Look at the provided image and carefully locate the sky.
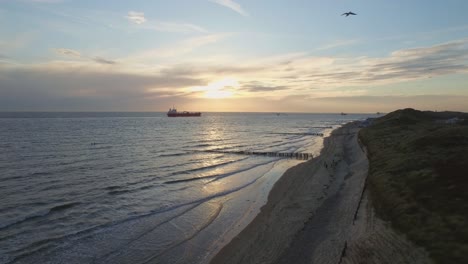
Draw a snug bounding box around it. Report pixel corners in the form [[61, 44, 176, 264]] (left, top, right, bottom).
[[1, 0, 468, 113]]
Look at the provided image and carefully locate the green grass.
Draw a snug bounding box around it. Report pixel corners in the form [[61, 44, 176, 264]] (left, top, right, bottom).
[[359, 108, 468, 264]]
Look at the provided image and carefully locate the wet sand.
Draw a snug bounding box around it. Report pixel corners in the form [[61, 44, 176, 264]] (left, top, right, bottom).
[[210, 122, 432, 264]]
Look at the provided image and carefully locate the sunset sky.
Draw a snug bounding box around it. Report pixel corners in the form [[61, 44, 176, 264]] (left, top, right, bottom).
[[1, 0, 468, 112]]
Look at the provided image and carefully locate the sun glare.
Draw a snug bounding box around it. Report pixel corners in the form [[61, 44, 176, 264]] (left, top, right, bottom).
[[205, 90, 233, 99], [195, 77, 237, 99]]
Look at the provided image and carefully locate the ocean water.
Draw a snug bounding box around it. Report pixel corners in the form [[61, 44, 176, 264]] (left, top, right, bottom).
[[0, 112, 373, 264]]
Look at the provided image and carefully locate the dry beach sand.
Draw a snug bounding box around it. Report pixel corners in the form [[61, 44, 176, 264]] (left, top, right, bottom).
[[210, 122, 432, 264]]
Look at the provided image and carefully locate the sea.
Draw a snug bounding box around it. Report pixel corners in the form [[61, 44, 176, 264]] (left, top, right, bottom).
[[0, 112, 375, 264]]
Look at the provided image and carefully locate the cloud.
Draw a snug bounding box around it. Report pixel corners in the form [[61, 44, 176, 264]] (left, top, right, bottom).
[[92, 57, 117, 65], [126, 11, 146, 24], [54, 48, 81, 57], [312, 95, 468, 113], [54, 48, 117, 65], [146, 94, 468, 113], [240, 82, 288, 92], [358, 39, 468, 82], [145, 38, 468, 87], [210, 0, 249, 17], [0, 32, 35, 52], [141, 38, 468, 102], [2, 39, 468, 112], [261, 39, 468, 88], [21, 0, 65, 3], [0, 64, 205, 111], [315, 39, 360, 51], [128, 34, 227, 60], [153, 21, 208, 33]]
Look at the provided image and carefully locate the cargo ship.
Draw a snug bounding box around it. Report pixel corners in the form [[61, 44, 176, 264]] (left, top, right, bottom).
[[167, 107, 201, 117]]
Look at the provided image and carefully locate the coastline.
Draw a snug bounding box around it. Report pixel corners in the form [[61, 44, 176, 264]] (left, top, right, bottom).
[[210, 122, 431, 264], [210, 122, 363, 263]]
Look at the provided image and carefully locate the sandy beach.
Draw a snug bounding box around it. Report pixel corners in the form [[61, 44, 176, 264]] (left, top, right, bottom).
[[210, 122, 432, 264]]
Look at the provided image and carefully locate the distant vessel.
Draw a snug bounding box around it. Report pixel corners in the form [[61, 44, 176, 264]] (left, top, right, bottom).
[[341, 112, 347, 115], [167, 107, 201, 117]]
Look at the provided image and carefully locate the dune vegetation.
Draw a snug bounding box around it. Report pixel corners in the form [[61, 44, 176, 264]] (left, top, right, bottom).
[[359, 108, 468, 264]]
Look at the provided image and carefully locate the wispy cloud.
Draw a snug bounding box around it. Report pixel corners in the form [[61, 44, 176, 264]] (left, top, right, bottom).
[[92, 57, 117, 65], [152, 21, 208, 33], [0, 54, 9, 63], [55, 48, 81, 57], [0, 32, 35, 52], [126, 11, 146, 24], [21, 0, 65, 3], [358, 39, 468, 82], [210, 0, 249, 17], [54, 48, 117, 65], [315, 39, 360, 51], [240, 82, 288, 92], [128, 34, 228, 60]]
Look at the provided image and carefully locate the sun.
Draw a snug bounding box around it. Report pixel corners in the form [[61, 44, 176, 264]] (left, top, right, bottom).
[[197, 77, 238, 99], [204, 89, 233, 99]]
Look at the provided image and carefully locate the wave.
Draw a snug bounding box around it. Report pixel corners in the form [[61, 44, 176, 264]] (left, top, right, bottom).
[[1, 174, 28, 182], [210, 159, 277, 182], [138, 203, 223, 264], [189, 153, 225, 162], [186, 138, 225, 145], [0, 211, 50, 231], [189, 143, 251, 153], [49, 202, 81, 212], [104, 185, 121, 191], [187, 143, 212, 148], [108, 189, 131, 196], [165, 159, 277, 184], [31, 172, 52, 176], [107, 183, 159, 196], [158, 154, 228, 173], [157, 152, 189, 158], [164, 175, 218, 184], [158, 154, 221, 170], [91, 145, 113, 150], [0, 202, 80, 231], [255, 138, 305, 151], [3, 164, 275, 263], [171, 157, 249, 176]]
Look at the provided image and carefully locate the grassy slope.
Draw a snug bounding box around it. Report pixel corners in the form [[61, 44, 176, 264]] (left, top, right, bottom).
[[359, 109, 468, 264]]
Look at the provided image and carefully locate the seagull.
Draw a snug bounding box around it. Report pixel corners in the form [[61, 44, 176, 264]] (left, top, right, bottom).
[[342, 11, 357, 17]]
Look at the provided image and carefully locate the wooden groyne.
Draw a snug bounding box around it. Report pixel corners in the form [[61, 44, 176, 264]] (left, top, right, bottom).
[[270, 132, 324, 136], [192, 150, 314, 160]]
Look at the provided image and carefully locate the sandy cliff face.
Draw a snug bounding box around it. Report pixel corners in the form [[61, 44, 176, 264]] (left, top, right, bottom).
[[342, 191, 433, 264]]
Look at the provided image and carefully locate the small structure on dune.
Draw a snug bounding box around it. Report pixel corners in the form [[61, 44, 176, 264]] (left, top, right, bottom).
[[435, 117, 464, 125], [445, 117, 463, 124]]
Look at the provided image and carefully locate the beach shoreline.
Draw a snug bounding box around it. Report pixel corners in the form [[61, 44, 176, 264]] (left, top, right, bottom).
[[210, 122, 364, 263], [209, 121, 431, 264]]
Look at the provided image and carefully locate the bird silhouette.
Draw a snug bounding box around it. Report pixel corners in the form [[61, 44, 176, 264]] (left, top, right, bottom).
[[342, 12, 357, 17]]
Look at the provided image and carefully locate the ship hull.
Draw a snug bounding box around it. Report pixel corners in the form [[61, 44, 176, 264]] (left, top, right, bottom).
[[167, 112, 201, 117]]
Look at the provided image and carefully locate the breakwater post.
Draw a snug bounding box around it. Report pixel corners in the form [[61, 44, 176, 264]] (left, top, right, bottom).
[[192, 150, 314, 160]]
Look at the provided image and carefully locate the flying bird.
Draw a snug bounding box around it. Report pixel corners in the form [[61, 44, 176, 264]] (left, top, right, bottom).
[[342, 12, 357, 17]]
